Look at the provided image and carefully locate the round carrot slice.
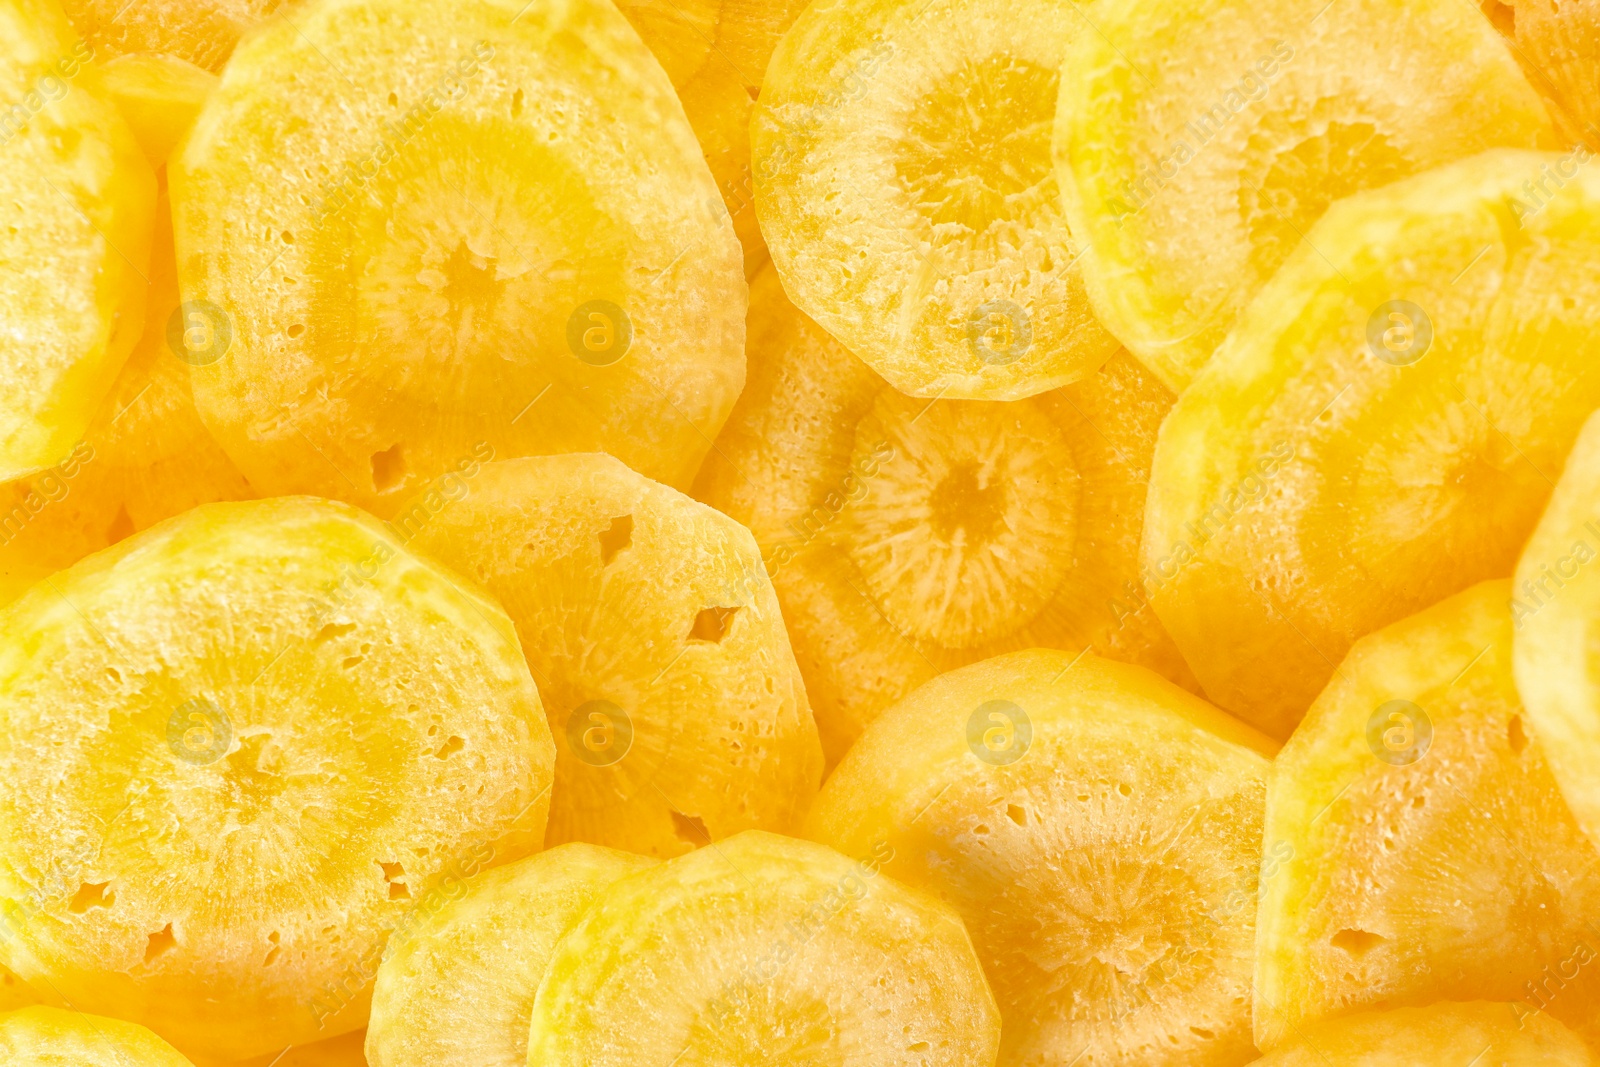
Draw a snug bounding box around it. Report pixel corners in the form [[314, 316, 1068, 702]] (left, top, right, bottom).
[[697, 262, 1194, 763], [527, 831, 1000, 1066], [0, 497, 553, 1061], [405, 453, 821, 858], [367, 844, 654, 1067], [807, 649, 1274, 1067], [1145, 150, 1600, 738], [1258, 581, 1600, 1051], [172, 0, 745, 515], [752, 0, 1118, 400], [1054, 0, 1554, 390]]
